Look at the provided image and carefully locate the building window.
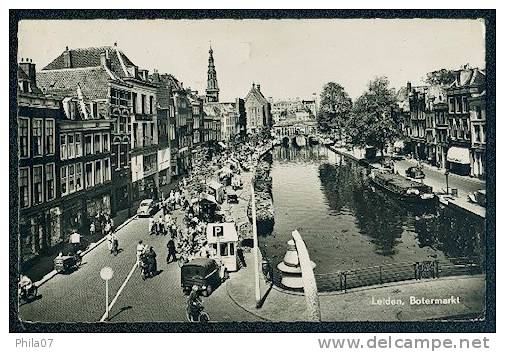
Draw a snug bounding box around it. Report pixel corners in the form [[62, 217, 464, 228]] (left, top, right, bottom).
[[132, 93, 137, 113], [149, 96, 154, 114], [46, 163, 55, 200], [103, 133, 110, 152], [92, 102, 98, 118], [32, 119, 43, 156], [85, 162, 93, 188], [462, 96, 468, 113], [103, 158, 111, 181], [68, 134, 75, 159], [95, 160, 102, 185], [141, 94, 146, 114], [75, 133, 82, 157], [19, 167, 30, 208], [448, 97, 455, 113], [61, 165, 68, 195], [45, 119, 55, 155], [68, 164, 75, 193], [85, 135, 93, 155], [33, 165, 43, 204], [94, 134, 102, 154], [19, 118, 29, 158], [76, 163, 83, 190]]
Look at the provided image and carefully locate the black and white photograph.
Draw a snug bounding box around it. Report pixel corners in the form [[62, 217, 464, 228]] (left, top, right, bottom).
[[9, 10, 495, 333]]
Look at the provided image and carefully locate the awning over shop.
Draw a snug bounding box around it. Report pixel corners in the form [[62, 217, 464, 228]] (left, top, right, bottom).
[[447, 147, 471, 164]]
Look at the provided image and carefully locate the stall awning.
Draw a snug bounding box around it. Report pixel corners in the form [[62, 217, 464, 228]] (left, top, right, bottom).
[[447, 147, 471, 164]]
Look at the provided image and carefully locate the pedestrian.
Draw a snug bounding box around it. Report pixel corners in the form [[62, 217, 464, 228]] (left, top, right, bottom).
[[106, 232, 113, 254], [136, 240, 145, 267], [148, 217, 154, 235], [104, 221, 111, 237], [89, 222, 95, 237], [69, 229, 81, 254], [167, 238, 177, 264], [109, 217, 114, 232]]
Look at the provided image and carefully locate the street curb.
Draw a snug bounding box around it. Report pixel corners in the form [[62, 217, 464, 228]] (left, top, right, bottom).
[[225, 279, 270, 322], [34, 214, 138, 288]]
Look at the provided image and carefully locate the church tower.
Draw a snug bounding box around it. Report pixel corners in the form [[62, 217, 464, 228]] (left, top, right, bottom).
[[206, 45, 219, 102]]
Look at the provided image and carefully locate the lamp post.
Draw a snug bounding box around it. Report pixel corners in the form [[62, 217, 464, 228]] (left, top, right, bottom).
[[445, 169, 450, 195]]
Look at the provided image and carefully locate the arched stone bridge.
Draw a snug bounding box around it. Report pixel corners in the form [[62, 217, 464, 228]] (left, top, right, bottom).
[[273, 120, 318, 146]]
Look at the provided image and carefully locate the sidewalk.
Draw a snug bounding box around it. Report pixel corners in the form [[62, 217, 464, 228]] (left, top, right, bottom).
[[23, 178, 186, 283], [226, 253, 486, 322]]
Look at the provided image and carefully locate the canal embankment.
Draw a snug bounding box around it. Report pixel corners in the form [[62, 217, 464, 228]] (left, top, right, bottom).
[[328, 145, 485, 219], [226, 251, 485, 322]]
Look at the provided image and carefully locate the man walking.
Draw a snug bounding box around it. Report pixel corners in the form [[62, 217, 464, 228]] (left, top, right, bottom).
[[167, 238, 177, 264], [136, 240, 145, 267]]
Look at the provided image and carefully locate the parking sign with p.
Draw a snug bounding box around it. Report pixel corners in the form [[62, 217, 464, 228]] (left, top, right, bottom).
[[213, 225, 224, 237]]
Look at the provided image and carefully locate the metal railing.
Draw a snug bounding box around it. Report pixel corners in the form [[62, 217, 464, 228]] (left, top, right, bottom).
[[269, 257, 483, 293]]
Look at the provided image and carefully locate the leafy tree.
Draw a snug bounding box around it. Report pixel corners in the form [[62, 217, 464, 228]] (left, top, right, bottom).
[[425, 68, 457, 86], [347, 77, 401, 156], [317, 82, 352, 138]]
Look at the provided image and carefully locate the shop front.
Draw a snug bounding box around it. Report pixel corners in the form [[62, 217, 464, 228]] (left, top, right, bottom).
[[471, 148, 486, 178]]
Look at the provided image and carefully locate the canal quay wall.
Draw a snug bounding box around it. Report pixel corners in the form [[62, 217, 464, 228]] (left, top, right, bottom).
[[328, 145, 485, 219], [247, 144, 275, 236]]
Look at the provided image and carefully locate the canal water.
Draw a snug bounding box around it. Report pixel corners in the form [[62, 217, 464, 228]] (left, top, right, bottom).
[[259, 145, 485, 276]]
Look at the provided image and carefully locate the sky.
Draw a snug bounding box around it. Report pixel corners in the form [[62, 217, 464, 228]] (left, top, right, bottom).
[[18, 19, 486, 101]]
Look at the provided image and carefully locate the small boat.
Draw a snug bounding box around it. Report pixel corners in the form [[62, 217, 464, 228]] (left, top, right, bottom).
[[369, 169, 435, 204]]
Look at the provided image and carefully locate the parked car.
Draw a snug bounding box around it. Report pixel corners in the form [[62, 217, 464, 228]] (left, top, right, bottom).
[[405, 166, 425, 179], [137, 199, 159, 217]]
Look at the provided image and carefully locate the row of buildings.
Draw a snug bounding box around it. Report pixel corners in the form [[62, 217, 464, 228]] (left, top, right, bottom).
[[17, 44, 272, 262], [398, 66, 486, 178]]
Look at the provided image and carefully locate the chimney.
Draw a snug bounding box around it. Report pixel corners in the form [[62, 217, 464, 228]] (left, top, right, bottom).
[[100, 49, 111, 68], [407, 81, 412, 93], [151, 68, 160, 83], [257, 84, 261, 92], [63, 46, 72, 68], [19, 58, 36, 85]]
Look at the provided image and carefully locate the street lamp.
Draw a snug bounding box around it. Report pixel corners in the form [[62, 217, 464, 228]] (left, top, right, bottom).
[[445, 169, 450, 195]]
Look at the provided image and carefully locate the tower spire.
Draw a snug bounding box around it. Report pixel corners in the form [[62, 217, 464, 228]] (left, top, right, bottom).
[[206, 44, 219, 102]]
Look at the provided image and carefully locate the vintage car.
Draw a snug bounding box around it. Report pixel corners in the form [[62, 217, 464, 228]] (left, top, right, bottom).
[[181, 258, 223, 297], [405, 166, 425, 179], [136, 199, 159, 217]]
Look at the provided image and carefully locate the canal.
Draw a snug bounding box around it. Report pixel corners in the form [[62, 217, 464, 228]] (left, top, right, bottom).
[[259, 144, 485, 277]]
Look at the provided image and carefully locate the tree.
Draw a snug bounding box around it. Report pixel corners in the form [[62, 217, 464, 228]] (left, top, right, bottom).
[[347, 77, 401, 156], [425, 68, 457, 86], [317, 82, 352, 138]]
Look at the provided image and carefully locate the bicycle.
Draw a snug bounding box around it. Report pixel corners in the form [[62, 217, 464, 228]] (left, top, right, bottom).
[[186, 304, 210, 322]]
